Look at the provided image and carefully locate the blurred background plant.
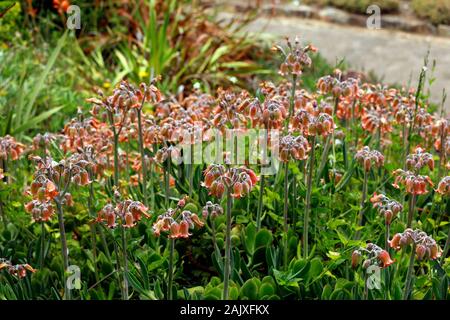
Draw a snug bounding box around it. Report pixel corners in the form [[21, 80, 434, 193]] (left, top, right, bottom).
[[0, 0, 274, 138], [302, 0, 400, 14], [0, 0, 336, 139], [412, 0, 450, 25]]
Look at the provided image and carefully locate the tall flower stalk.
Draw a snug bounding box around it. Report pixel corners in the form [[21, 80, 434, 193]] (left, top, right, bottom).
[[351, 243, 394, 300], [242, 97, 287, 231], [223, 187, 233, 299], [97, 197, 150, 299], [303, 135, 315, 259], [153, 199, 204, 300], [393, 147, 434, 228], [354, 146, 384, 238], [436, 177, 450, 263], [292, 106, 334, 258], [389, 228, 441, 300], [27, 154, 91, 299], [202, 164, 257, 299], [277, 135, 310, 265], [370, 193, 402, 250]]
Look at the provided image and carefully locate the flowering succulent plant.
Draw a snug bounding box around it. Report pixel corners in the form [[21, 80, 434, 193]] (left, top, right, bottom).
[[97, 199, 149, 229], [370, 193, 403, 225], [152, 197, 204, 300], [0, 259, 36, 279], [202, 164, 258, 199], [3, 30, 450, 303], [355, 146, 384, 172], [436, 176, 450, 196], [275, 37, 317, 78], [352, 243, 395, 270], [0, 135, 25, 161], [389, 228, 441, 299]]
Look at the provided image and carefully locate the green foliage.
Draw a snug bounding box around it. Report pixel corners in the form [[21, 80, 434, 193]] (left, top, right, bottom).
[[412, 0, 450, 25], [0, 2, 21, 43]]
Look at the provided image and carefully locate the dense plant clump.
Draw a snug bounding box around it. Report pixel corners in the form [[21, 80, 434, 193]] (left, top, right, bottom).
[[1, 34, 449, 300], [0, 4, 449, 299]]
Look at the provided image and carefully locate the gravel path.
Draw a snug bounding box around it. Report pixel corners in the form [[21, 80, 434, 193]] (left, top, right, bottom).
[[226, 13, 450, 111]]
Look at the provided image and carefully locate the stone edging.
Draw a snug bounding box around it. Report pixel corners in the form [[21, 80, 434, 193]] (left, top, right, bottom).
[[224, 1, 450, 38]]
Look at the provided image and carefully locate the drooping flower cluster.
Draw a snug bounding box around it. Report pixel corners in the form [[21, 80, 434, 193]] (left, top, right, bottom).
[[202, 164, 258, 198], [24, 200, 55, 222], [370, 193, 403, 225], [351, 243, 395, 269], [355, 146, 384, 172], [405, 146, 434, 172], [201, 201, 224, 219], [243, 97, 287, 130], [392, 169, 434, 195], [97, 199, 149, 228], [431, 117, 449, 155], [292, 103, 334, 137], [27, 154, 91, 205], [276, 134, 311, 162], [88, 80, 162, 144], [0, 135, 25, 161], [275, 37, 317, 77], [32, 132, 58, 153], [361, 107, 393, 135], [390, 229, 441, 260], [0, 259, 36, 278], [153, 201, 204, 239], [436, 176, 450, 196], [317, 73, 358, 99], [212, 89, 250, 131]]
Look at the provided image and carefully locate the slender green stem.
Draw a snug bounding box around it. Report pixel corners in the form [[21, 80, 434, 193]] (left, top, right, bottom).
[[188, 144, 194, 197], [256, 175, 265, 232], [403, 244, 416, 300], [99, 225, 111, 260], [407, 194, 417, 228], [356, 170, 368, 239], [283, 161, 289, 269], [363, 272, 369, 300], [304, 135, 316, 259], [87, 169, 99, 282], [149, 161, 155, 209], [285, 75, 297, 133], [89, 224, 99, 282], [402, 122, 408, 171], [438, 128, 447, 181], [440, 199, 450, 264], [55, 199, 71, 300], [385, 222, 390, 252], [211, 218, 218, 251], [165, 152, 171, 208], [223, 189, 233, 300], [256, 124, 269, 231], [120, 226, 129, 300], [113, 133, 120, 188], [167, 238, 175, 300], [107, 109, 120, 189], [112, 237, 123, 298], [316, 135, 331, 186], [137, 109, 148, 207], [39, 222, 45, 269]]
